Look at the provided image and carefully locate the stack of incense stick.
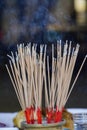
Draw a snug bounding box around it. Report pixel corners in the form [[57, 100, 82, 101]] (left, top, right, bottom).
[[6, 41, 87, 124]]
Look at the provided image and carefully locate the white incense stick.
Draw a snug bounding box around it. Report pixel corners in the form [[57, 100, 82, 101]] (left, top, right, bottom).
[[6, 42, 86, 114], [65, 55, 87, 104]]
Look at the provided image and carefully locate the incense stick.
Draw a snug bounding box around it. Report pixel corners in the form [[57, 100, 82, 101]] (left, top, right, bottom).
[[65, 55, 87, 104], [6, 41, 86, 124]]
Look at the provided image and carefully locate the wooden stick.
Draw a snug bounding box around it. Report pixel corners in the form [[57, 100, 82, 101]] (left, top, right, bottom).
[[54, 42, 62, 109], [43, 45, 49, 107], [65, 41, 72, 72], [65, 55, 87, 104], [57, 42, 68, 110], [8, 52, 25, 108], [18, 45, 28, 107], [47, 56, 51, 108], [60, 45, 80, 109], [6, 64, 24, 109], [6, 42, 86, 117]]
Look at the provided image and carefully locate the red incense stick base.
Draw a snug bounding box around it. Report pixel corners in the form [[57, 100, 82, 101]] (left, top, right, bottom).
[[54, 107, 63, 123], [25, 107, 34, 124], [46, 108, 53, 123], [37, 107, 42, 124]]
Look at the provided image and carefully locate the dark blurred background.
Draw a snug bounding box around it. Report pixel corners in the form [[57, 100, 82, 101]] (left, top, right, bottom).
[[0, 0, 87, 112]]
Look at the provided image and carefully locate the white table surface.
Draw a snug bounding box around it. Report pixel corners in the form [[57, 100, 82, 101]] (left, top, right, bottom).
[[67, 108, 87, 114], [0, 112, 18, 130], [0, 108, 87, 129]]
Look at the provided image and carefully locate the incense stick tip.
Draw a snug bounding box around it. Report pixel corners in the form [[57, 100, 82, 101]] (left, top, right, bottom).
[[85, 55, 87, 58]]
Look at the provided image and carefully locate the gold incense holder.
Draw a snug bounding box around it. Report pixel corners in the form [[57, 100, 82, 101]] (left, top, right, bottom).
[[21, 120, 65, 130]]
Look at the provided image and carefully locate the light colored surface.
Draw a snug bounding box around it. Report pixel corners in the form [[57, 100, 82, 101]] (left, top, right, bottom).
[[0, 128, 18, 130], [67, 108, 87, 114], [0, 112, 17, 127]]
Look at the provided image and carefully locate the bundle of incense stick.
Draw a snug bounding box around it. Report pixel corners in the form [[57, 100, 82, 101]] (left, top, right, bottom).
[[6, 41, 87, 124]]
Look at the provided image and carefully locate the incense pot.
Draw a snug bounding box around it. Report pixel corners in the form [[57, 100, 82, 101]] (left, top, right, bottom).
[[21, 120, 65, 130]]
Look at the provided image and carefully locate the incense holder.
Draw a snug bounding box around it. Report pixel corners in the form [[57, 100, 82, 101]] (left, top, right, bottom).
[[21, 120, 65, 130]]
